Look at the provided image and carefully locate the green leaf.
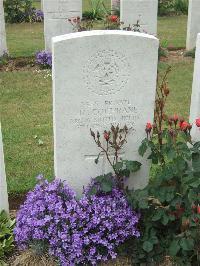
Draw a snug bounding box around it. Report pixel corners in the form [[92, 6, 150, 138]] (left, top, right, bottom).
[[161, 213, 169, 225], [124, 160, 142, 173], [192, 152, 200, 172], [114, 161, 123, 171], [169, 239, 180, 256], [101, 180, 112, 193], [139, 139, 148, 157], [152, 210, 163, 221], [143, 241, 153, 253], [180, 238, 194, 251]]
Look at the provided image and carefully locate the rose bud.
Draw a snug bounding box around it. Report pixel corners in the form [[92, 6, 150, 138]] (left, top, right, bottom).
[[162, 114, 168, 121], [187, 123, 192, 131], [104, 131, 110, 142], [145, 122, 152, 134], [90, 129, 95, 138], [168, 117, 173, 126], [173, 114, 179, 124], [196, 118, 200, 127], [197, 205, 200, 214], [192, 204, 197, 211], [169, 128, 176, 138], [164, 87, 169, 96]]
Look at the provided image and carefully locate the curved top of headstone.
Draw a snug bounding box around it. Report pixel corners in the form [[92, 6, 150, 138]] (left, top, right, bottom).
[[52, 30, 158, 44]]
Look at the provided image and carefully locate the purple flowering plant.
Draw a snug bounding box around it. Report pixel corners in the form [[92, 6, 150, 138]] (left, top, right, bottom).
[[35, 50, 52, 69], [30, 9, 44, 22], [14, 175, 140, 265]]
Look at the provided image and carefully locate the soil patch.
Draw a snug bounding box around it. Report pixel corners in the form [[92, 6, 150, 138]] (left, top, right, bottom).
[[0, 57, 38, 72], [9, 193, 26, 211]]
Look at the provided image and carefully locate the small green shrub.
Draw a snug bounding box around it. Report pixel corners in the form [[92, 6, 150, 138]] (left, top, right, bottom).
[[0, 211, 15, 264], [82, 0, 108, 20], [174, 0, 188, 14], [3, 0, 34, 23], [184, 48, 196, 58], [158, 0, 188, 16], [158, 0, 174, 16], [0, 52, 9, 67]]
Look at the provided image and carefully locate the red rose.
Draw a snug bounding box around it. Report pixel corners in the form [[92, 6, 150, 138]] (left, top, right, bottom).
[[196, 118, 200, 127], [110, 15, 118, 23], [145, 122, 152, 134], [180, 121, 189, 131]]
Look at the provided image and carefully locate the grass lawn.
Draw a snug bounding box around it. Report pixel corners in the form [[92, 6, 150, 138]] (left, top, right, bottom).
[[159, 59, 194, 118], [0, 70, 53, 194], [158, 15, 187, 49], [0, 58, 194, 194]]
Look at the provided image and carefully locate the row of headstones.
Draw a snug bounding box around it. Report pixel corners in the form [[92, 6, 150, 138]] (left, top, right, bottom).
[[112, 0, 200, 51], [39, 0, 200, 51], [43, 0, 158, 51], [1, 0, 200, 55]]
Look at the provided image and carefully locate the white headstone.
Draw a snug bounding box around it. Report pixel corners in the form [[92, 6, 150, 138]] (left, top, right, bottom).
[[189, 33, 200, 141], [0, 123, 9, 212], [0, 0, 7, 56], [111, 0, 120, 13], [53, 30, 158, 194], [43, 0, 82, 51], [186, 0, 200, 50], [120, 0, 158, 35]]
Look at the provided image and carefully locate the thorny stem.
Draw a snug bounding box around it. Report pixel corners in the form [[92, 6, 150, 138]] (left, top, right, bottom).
[[90, 125, 129, 182]]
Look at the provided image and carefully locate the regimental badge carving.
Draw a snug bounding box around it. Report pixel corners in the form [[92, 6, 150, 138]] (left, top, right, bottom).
[[83, 50, 130, 96]]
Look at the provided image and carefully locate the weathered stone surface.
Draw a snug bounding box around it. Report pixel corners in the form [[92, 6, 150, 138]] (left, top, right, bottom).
[[0, 0, 7, 56], [190, 33, 200, 141], [186, 0, 200, 50], [53, 30, 158, 194], [111, 0, 120, 13], [120, 0, 158, 35], [43, 0, 82, 51], [0, 123, 9, 212]]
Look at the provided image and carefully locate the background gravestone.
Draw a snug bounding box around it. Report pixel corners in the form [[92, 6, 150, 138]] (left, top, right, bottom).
[[190, 33, 200, 141], [186, 0, 200, 50], [120, 0, 158, 35], [111, 0, 120, 14], [53, 30, 159, 194], [0, 0, 7, 56], [43, 0, 82, 51], [0, 123, 9, 212]]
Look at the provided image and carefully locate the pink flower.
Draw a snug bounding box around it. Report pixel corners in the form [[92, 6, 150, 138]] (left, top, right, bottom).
[[196, 118, 200, 127]]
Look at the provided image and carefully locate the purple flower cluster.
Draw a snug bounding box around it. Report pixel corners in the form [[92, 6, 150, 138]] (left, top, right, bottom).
[[14, 178, 140, 265], [33, 9, 44, 22], [35, 50, 52, 68]]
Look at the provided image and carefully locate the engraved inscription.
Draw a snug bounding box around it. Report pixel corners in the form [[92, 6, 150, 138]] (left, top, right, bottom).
[[70, 99, 140, 130], [83, 50, 130, 96]]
